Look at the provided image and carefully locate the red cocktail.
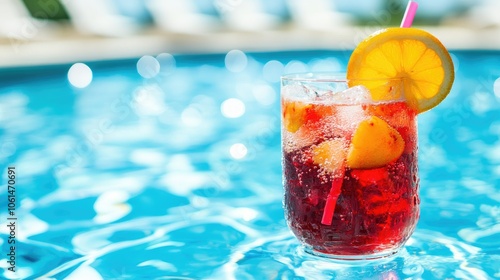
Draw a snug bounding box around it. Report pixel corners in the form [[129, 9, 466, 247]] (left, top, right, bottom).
[[281, 26, 454, 259], [281, 75, 420, 259]]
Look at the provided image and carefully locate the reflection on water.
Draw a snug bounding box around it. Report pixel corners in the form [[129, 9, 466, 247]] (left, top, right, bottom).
[[0, 50, 499, 279]]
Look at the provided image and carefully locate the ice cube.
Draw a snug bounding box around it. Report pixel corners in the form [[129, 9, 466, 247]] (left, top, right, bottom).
[[307, 85, 371, 135], [335, 104, 367, 134], [338, 85, 374, 104], [282, 85, 320, 101], [316, 85, 374, 105], [313, 89, 336, 101]]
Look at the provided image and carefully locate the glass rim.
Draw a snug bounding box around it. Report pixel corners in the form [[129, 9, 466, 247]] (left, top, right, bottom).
[[281, 72, 401, 83]]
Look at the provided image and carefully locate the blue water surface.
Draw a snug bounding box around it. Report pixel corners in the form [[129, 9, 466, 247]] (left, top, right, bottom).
[[0, 50, 499, 279]]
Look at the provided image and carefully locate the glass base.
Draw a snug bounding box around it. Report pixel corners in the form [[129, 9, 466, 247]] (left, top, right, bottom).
[[302, 245, 400, 262]]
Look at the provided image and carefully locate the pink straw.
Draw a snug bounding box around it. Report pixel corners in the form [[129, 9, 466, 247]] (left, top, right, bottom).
[[321, 175, 343, 225], [400, 0, 418, 28]]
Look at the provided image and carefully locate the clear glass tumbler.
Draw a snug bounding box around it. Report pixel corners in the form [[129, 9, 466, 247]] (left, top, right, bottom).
[[281, 73, 420, 260]]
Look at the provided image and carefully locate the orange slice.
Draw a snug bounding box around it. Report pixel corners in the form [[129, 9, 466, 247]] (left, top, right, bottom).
[[312, 138, 347, 175], [346, 116, 405, 169], [282, 100, 311, 133], [282, 99, 336, 133], [347, 27, 454, 113]]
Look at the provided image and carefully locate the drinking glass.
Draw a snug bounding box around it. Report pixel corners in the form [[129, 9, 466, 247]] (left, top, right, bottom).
[[281, 73, 420, 260]]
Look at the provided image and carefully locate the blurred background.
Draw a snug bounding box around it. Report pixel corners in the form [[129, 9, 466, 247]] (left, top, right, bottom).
[[0, 0, 499, 67]]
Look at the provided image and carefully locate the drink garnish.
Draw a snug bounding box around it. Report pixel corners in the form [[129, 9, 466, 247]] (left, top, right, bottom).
[[346, 27, 454, 113]]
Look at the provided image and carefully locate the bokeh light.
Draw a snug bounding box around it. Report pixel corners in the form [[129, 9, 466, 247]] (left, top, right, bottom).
[[225, 50, 248, 73], [221, 98, 245, 118], [229, 143, 248, 160], [263, 60, 284, 82], [68, 63, 93, 88], [137, 55, 160, 79], [157, 53, 176, 74]]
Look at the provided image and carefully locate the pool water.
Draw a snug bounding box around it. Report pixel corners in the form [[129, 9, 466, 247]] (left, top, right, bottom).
[[0, 50, 499, 279]]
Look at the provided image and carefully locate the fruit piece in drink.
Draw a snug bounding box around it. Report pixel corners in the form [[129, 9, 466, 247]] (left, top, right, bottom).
[[312, 139, 347, 175], [347, 116, 405, 169], [282, 100, 311, 133]]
